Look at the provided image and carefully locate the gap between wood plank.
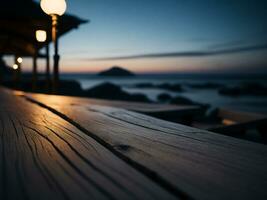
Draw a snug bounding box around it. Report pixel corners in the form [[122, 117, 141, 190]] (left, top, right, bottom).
[[22, 95, 192, 200]]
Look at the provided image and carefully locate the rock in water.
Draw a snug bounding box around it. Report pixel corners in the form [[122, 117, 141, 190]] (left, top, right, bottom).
[[98, 66, 135, 77], [157, 93, 172, 102], [85, 82, 151, 102]]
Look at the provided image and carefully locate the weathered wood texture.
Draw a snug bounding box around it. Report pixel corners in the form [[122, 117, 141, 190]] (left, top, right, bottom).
[[25, 93, 202, 120], [0, 89, 176, 200], [24, 92, 267, 200], [218, 108, 267, 123], [209, 108, 267, 134]]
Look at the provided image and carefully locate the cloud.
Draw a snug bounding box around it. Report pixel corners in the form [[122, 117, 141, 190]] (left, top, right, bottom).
[[88, 44, 267, 61], [208, 40, 245, 50]]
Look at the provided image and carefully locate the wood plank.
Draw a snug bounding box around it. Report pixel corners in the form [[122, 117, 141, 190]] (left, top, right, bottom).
[[0, 88, 176, 200], [24, 92, 202, 118], [208, 108, 267, 135], [24, 92, 267, 200], [217, 108, 267, 123]]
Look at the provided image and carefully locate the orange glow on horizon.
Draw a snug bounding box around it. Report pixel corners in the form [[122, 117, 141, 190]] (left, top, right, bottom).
[[5, 51, 266, 74], [59, 57, 205, 73]]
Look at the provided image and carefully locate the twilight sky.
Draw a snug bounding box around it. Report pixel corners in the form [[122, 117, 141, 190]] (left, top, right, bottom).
[[7, 0, 267, 74]]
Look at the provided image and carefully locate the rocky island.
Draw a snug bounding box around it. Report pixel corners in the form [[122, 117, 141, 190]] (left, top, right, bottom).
[[98, 66, 135, 77]]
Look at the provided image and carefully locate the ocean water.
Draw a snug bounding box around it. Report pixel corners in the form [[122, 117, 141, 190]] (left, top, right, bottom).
[[61, 74, 267, 115]]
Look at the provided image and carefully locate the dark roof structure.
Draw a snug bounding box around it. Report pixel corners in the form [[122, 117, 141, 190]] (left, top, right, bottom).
[[0, 0, 88, 57]]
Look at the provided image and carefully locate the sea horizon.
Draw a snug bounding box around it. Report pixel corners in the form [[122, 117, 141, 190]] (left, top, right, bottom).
[[56, 72, 267, 115]]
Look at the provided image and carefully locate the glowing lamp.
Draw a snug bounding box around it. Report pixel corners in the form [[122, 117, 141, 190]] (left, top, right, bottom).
[[40, 0, 67, 16], [36, 30, 47, 42], [40, 0, 67, 93], [13, 64, 18, 70], [17, 57, 23, 64]]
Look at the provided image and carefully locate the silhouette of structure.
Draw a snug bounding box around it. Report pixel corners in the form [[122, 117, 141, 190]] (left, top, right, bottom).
[[0, 0, 87, 90]]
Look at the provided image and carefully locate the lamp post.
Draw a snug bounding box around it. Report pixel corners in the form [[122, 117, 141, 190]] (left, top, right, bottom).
[[36, 30, 50, 91], [40, 0, 67, 93], [16, 57, 22, 82], [13, 62, 19, 88], [13, 56, 22, 87]]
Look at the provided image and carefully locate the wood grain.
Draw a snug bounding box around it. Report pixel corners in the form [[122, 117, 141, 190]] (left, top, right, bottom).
[[209, 108, 267, 134], [24, 92, 267, 200], [24, 93, 202, 119], [0, 89, 176, 200]]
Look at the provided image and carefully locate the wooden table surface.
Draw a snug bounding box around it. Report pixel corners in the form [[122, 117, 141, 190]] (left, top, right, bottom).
[[25, 93, 203, 119], [0, 88, 267, 200]]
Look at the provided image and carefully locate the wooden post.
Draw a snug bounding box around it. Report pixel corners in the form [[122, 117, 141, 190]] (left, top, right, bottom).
[[0, 55, 3, 83], [32, 54, 37, 91], [52, 15, 60, 94], [17, 57, 21, 83], [46, 44, 50, 92], [13, 56, 21, 88]]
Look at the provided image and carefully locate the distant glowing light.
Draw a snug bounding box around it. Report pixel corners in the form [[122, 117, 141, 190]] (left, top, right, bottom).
[[13, 64, 18, 70], [36, 30, 47, 42], [17, 57, 23, 64], [40, 0, 67, 16]]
